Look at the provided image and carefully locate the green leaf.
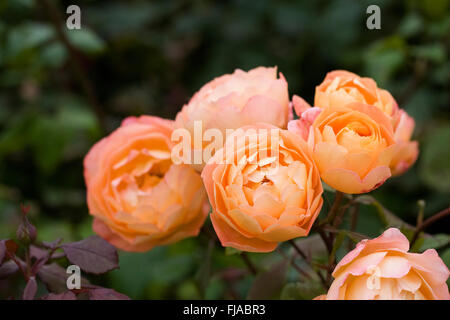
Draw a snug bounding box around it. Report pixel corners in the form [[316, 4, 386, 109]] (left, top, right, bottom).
[[65, 28, 106, 55], [411, 44, 446, 64], [5, 22, 55, 60], [420, 234, 450, 251], [247, 259, 289, 300], [398, 13, 424, 38]]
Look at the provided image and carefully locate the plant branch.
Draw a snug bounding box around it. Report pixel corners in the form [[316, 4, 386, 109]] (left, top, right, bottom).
[[410, 206, 450, 248], [277, 248, 311, 280], [319, 191, 344, 226], [288, 240, 308, 261], [347, 203, 360, 251], [239, 252, 257, 275]]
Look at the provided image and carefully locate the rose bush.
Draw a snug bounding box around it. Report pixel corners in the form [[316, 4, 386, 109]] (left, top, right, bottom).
[[84, 116, 209, 252]]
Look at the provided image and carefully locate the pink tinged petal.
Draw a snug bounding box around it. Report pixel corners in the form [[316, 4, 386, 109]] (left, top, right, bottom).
[[326, 274, 348, 300], [301, 107, 322, 125], [341, 251, 387, 277], [292, 94, 312, 116], [241, 95, 287, 129], [377, 255, 411, 278], [333, 240, 368, 276], [364, 228, 410, 253], [288, 119, 308, 140], [334, 228, 411, 278], [321, 165, 391, 194], [210, 211, 277, 253], [93, 218, 152, 252], [394, 110, 415, 142], [260, 224, 307, 242], [406, 249, 450, 288]]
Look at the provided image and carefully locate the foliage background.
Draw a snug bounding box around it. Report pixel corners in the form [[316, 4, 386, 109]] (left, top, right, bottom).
[[0, 0, 449, 299]]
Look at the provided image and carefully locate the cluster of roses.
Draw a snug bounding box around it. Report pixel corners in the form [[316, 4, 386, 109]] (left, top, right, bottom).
[[84, 67, 449, 300]]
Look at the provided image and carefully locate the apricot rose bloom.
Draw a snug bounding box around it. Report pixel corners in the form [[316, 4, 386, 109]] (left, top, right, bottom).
[[175, 66, 290, 170], [315, 70, 399, 119], [289, 101, 396, 194], [314, 70, 418, 176], [320, 228, 450, 300], [201, 124, 323, 252], [84, 116, 209, 252]]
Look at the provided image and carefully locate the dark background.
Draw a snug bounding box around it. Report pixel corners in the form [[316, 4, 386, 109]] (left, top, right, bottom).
[[0, 0, 449, 299]]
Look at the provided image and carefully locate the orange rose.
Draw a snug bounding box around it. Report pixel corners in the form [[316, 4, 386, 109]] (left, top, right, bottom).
[[289, 102, 396, 194], [321, 228, 450, 300], [313, 70, 418, 175], [175, 66, 290, 170], [201, 124, 323, 252], [84, 116, 209, 252], [315, 70, 398, 119]]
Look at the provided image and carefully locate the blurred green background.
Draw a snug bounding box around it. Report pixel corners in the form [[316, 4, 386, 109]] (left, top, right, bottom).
[[0, 0, 449, 299]]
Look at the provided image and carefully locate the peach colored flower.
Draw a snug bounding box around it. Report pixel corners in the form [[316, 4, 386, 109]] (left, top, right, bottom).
[[289, 102, 396, 194], [315, 70, 398, 119], [84, 116, 209, 252], [313, 70, 418, 175], [391, 110, 419, 176], [322, 228, 450, 300], [175, 66, 290, 170], [201, 124, 323, 252]]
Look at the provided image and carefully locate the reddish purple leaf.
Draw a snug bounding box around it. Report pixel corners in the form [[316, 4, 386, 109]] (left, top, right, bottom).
[[0, 260, 19, 279], [38, 263, 91, 293], [61, 236, 118, 274], [0, 239, 18, 264], [88, 288, 130, 300], [30, 245, 48, 261], [42, 238, 62, 250], [42, 291, 77, 300], [23, 277, 38, 300]]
